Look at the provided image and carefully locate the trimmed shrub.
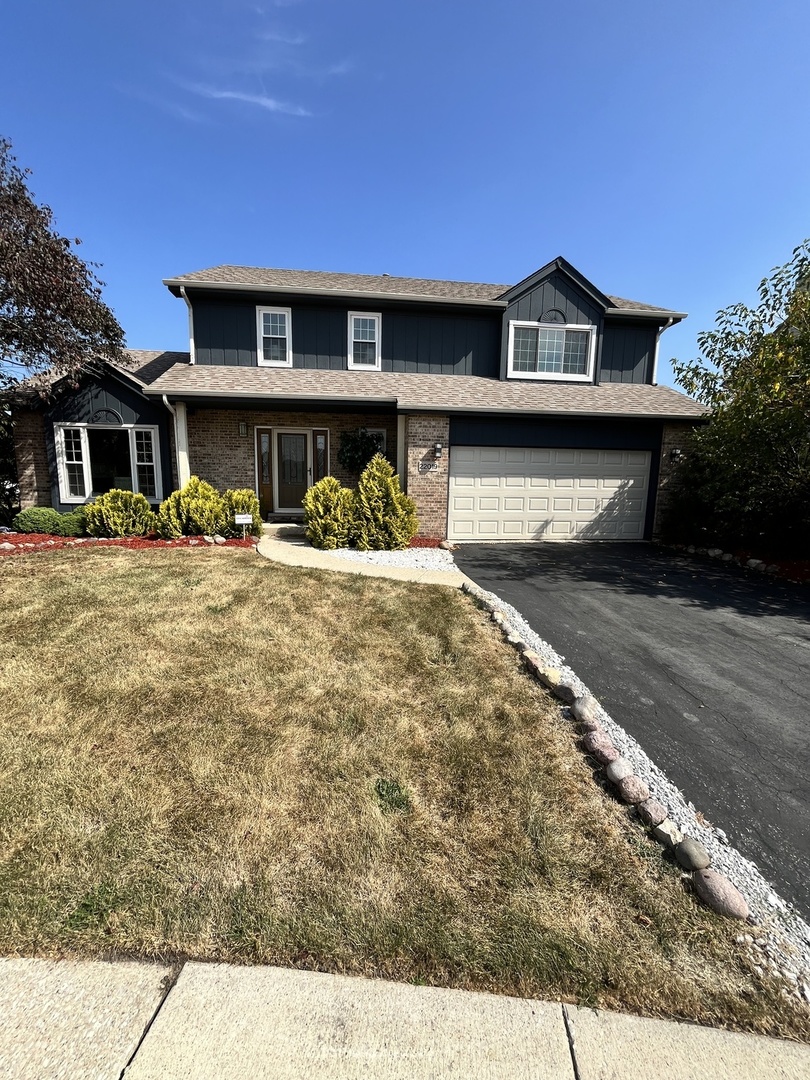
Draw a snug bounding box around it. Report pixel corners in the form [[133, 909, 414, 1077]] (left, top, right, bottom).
[[157, 476, 226, 538], [11, 506, 64, 535], [302, 476, 354, 550], [352, 454, 418, 551], [84, 490, 157, 537], [58, 507, 87, 537], [222, 488, 263, 537]]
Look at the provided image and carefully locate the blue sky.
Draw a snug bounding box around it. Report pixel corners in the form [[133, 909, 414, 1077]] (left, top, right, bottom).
[[2, 0, 808, 388]]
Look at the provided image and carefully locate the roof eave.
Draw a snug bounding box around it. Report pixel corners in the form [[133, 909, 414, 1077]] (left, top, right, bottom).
[[163, 278, 507, 307], [604, 308, 688, 322]]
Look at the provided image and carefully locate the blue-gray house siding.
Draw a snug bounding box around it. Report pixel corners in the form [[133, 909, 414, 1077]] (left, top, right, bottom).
[[44, 375, 173, 513]]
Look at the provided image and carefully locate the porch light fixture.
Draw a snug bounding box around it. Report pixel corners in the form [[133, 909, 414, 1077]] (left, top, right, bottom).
[[669, 448, 683, 464], [434, 442, 443, 459], [238, 422, 248, 438]]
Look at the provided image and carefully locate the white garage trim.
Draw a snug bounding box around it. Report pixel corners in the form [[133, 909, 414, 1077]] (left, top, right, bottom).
[[448, 447, 651, 541]]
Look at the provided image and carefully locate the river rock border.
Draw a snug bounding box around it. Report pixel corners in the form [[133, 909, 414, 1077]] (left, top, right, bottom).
[[462, 579, 810, 1005]]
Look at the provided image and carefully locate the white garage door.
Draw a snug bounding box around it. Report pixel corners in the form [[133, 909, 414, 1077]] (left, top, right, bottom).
[[448, 447, 651, 541]]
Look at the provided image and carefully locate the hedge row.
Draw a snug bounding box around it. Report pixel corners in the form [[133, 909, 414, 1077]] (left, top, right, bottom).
[[12, 478, 263, 540]]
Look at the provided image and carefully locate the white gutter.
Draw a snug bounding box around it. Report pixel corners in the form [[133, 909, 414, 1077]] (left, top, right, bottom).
[[651, 316, 676, 386], [162, 394, 191, 487], [179, 286, 196, 365]]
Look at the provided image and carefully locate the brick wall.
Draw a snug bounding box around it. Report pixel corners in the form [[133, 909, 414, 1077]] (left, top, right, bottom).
[[13, 409, 51, 509], [185, 409, 398, 493], [652, 420, 697, 538], [405, 413, 450, 539]]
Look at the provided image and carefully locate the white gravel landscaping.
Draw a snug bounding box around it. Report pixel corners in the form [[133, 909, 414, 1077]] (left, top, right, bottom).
[[468, 581, 810, 1004], [326, 547, 460, 571]]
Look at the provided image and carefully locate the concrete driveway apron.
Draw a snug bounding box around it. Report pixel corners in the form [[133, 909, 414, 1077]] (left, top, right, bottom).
[[454, 542, 810, 920]]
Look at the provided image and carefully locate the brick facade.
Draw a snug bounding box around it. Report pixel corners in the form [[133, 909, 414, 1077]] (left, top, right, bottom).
[[185, 408, 399, 494], [652, 420, 696, 538], [13, 409, 51, 509], [405, 413, 450, 540]]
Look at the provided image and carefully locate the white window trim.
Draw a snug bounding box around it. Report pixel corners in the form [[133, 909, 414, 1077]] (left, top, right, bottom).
[[347, 311, 382, 371], [506, 321, 596, 383], [256, 306, 293, 368], [53, 423, 163, 505]]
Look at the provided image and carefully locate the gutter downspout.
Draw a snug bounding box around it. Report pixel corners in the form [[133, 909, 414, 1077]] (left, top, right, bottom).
[[162, 394, 191, 488], [652, 317, 675, 386], [180, 286, 196, 365]]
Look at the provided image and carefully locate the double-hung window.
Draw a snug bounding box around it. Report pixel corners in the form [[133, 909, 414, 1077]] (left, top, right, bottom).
[[257, 307, 293, 367], [507, 321, 595, 381], [348, 312, 381, 370], [54, 424, 162, 504]]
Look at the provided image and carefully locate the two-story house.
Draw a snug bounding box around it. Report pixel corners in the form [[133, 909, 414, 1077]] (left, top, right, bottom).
[[13, 256, 705, 540]]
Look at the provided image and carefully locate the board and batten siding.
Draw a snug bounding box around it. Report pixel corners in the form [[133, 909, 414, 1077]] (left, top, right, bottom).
[[190, 295, 501, 377], [598, 320, 658, 384]]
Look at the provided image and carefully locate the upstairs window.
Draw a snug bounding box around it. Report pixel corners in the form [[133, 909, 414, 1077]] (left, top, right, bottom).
[[257, 307, 293, 367], [54, 424, 162, 504], [348, 312, 381, 370], [507, 321, 595, 381]]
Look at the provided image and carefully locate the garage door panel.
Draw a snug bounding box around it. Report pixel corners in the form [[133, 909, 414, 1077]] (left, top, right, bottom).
[[448, 447, 650, 541]]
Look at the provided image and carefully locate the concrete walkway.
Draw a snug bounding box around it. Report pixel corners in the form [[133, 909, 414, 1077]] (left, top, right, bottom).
[[1, 958, 807, 1079], [256, 523, 468, 588]]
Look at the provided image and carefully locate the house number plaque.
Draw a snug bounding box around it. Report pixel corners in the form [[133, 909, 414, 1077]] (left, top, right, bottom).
[[418, 461, 439, 473]]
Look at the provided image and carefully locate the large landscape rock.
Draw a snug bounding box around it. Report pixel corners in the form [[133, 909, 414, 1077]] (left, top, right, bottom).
[[653, 819, 683, 847], [605, 757, 633, 783], [675, 837, 711, 871], [637, 798, 668, 827], [581, 731, 619, 765], [616, 775, 650, 804], [570, 696, 600, 727], [692, 869, 750, 919]]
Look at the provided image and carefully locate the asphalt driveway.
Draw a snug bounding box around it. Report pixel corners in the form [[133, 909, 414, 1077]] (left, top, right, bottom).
[[454, 543, 810, 920]]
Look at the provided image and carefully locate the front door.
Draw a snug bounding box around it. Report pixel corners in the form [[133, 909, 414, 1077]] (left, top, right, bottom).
[[275, 430, 310, 511]]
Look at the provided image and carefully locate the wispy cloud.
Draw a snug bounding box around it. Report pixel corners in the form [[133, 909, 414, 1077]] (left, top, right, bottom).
[[114, 83, 209, 124], [183, 82, 311, 117], [258, 29, 306, 45]]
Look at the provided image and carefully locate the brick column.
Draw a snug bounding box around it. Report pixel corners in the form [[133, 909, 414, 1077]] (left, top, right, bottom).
[[653, 420, 697, 538], [13, 409, 51, 509], [405, 414, 450, 540]]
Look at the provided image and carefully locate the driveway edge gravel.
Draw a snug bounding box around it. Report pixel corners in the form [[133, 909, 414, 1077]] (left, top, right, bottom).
[[461, 579, 810, 1007]]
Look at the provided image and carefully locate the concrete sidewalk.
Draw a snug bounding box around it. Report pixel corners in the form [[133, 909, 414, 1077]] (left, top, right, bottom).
[[256, 524, 469, 588], [1, 959, 807, 1080]]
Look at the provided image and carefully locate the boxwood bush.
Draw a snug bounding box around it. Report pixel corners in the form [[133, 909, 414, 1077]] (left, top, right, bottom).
[[84, 490, 158, 537], [11, 507, 64, 535], [58, 507, 88, 537]]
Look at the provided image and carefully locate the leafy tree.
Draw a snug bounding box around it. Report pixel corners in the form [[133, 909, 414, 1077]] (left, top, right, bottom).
[[0, 137, 126, 399], [669, 241, 810, 555]]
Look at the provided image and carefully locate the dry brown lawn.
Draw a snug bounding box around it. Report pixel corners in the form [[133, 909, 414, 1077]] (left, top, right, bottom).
[[0, 547, 807, 1040]]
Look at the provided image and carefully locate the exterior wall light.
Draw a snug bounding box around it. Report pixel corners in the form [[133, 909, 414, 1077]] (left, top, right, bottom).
[[434, 442, 443, 459], [670, 448, 683, 464], [238, 422, 248, 438]]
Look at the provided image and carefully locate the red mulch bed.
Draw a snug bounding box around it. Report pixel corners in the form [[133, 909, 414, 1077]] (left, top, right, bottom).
[[0, 534, 256, 557], [409, 537, 442, 548]]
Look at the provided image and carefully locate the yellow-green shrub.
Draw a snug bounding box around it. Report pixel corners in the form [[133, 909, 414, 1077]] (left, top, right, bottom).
[[352, 454, 418, 551], [222, 488, 263, 537], [157, 476, 226, 538], [302, 476, 354, 549], [84, 490, 157, 537]]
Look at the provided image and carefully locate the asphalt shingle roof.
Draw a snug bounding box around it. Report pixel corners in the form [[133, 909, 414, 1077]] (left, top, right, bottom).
[[164, 265, 681, 315], [142, 358, 706, 420]]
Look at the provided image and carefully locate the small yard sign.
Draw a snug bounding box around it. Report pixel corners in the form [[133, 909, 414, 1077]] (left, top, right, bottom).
[[234, 514, 253, 525]]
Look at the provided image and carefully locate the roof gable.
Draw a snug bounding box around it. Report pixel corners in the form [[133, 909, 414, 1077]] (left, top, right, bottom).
[[499, 256, 612, 310]]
